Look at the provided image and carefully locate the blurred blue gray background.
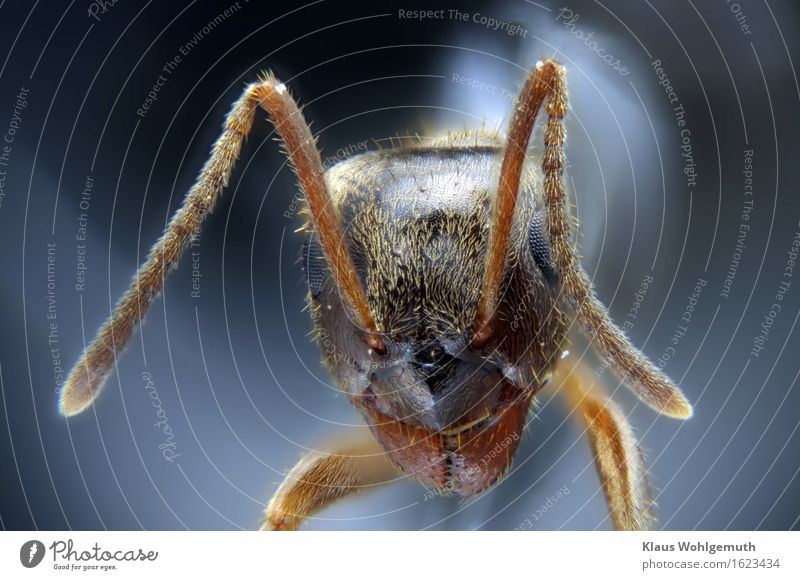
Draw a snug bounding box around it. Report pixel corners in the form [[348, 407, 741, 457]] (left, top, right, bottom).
[[0, 0, 799, 530]]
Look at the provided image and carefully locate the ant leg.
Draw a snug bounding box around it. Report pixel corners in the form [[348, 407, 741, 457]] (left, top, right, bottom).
[[61, 73, 381, 416], [262, 429, 398, 531], [557, 360, 654, 531], [485, 59, 691, 418]]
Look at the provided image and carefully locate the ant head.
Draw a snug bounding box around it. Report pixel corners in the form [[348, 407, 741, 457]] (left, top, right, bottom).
[[301, 144, 564, 493]]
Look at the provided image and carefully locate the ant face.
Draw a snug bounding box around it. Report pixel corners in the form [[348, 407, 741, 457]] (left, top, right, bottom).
[[353, 360, 531, 495], [303, 145, 562, 494]]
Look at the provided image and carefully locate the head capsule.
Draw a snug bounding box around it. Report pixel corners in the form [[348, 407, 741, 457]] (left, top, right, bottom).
[[302, 136, 565, 495]]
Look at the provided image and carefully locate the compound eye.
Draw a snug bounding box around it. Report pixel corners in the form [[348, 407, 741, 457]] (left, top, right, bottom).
[[302, 233, 328, 299], [528, 210, 556, 283]]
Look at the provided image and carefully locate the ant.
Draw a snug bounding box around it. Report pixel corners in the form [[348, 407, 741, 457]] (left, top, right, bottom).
[[60, 59, 692, 530]]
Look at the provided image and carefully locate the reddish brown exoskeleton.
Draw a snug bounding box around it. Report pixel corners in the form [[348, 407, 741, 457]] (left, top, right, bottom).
[[60, 59, 692, 531]]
